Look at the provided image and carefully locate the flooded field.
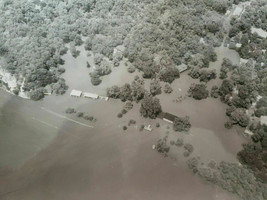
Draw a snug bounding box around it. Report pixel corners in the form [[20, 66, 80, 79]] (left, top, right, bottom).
[[0, 46, 245, 200]]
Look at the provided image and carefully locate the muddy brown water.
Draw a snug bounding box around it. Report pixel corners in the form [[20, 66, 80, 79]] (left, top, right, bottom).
[[0, 46, 244, 200]]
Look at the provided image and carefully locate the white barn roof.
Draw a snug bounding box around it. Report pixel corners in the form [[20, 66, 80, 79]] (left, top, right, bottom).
[[83, 92, 99, 99], [70, 90, 82, 97]]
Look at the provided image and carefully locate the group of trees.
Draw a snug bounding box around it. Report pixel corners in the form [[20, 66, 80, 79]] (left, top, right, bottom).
[[187, 157, 267, 200], [107, 75, 146, 102], [189, 68, 217, 82], [140, 93, 162, 119], [225, 107, 250, 128], [173, 116, 191, 132], [219, 1, 267, 186], [188, 83, 209, 100]]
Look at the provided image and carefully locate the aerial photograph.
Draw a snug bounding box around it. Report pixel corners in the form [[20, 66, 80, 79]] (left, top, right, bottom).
[[0, 0, 266, 199]]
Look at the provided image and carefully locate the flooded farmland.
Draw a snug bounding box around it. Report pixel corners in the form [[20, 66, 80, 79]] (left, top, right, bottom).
[[0, 45, 245, 200]]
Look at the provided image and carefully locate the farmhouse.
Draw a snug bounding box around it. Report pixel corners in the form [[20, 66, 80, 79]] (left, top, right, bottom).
[[83, 92, 99, 99], [70, 90, 82, 97]]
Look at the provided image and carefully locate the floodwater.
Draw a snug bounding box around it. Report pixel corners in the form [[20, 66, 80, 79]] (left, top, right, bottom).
[[0, 46, 243, 200], [157, 45, 245, 164]]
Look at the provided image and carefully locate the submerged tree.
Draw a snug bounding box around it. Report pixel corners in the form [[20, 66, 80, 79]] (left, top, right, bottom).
[[140, 93, 162, 119]]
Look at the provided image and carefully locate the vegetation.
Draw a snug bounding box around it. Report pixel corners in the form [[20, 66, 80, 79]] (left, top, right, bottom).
[[173, 116, 191, 132], [188, 83, 209, 100], [150, 79, 161, 96], [163, 83, 173, 94], [187, 157, 267, 200], [210, 85, 219, 98], [140, 93, 162, 119], [65, 108, 76, 114], [156, 136, 170, 157], [107, 76, 146, 102]]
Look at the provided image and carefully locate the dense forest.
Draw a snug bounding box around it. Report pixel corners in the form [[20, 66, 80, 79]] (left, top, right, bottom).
[[0, 0, 253, 99]]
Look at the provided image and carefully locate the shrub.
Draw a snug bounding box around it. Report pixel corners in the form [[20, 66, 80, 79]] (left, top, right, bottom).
[[65, 108, 76, 114], [128, 120, 136, 126], [76, 112, 84, 118], [175, 138, 184, 147], [184, 143, 194, 153], [121, 109, 127, 114]]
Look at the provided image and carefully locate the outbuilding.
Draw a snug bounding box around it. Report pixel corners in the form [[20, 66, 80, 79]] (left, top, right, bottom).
[[176, 64, 188, 73], [99, 96, 109, 101], [158, 112, 177, 124], [70, 90, 82, 97], [260, 116, 267, 126], [83, 92, 99, 99], [144, 125, 152, 132]]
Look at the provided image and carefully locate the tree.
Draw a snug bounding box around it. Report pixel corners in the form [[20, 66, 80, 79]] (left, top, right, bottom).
[[107, 85, 121, 99], [219, 79, 234, 101], [150, 79, 161, 96], [29, 88, 45, 101], [229, 108, 250, 127], [140, 93, 162, 119], [173, 116, 191, 132], [158, 66, 180, 83], [188, 83, 209, 100], [86, 61, 91, 68], [211, 85, 219, 98], [164, 83, 173, 94], [120, 83, 132, 101]]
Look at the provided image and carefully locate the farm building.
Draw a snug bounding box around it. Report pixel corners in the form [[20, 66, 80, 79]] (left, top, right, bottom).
[[70, 90, 82, 97], [99, 96, 109, 101], [176, 64, 188, 73], [158, 112, 177, 124], [44, 85, 53, 95], [260, 116, 267, 126], [83, 92, 99, 99]]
